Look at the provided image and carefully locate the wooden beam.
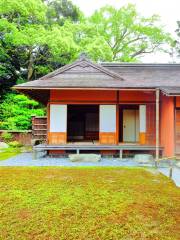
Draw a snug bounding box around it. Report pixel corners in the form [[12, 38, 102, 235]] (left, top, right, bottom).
[[34, 144, 163, 151], [156, 89, 160, 163]]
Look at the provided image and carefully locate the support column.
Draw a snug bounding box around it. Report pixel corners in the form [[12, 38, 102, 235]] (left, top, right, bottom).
[[116, 91, 119, 144], [156, 89, 160, 162], [139, 105, 146, 144]]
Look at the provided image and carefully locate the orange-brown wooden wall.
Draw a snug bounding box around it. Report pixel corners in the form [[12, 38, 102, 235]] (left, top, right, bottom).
[[175, 97, 180, 155], [49, 89, 156, 145], [160, 94, 175, 157], [48, 90, 178, 156], [50, 90, 155, 104], [176, 96, 180, 108], [50, 90, 117, 103]]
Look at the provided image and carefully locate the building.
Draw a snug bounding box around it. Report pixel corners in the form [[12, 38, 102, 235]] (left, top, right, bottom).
[[14, 54, 180, 159]]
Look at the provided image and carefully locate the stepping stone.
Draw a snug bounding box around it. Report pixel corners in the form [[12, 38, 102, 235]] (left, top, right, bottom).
[[69, 154, 101, 162], [134, 154, 154, 163]]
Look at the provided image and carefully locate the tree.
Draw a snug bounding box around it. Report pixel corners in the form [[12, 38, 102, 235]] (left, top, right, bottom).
[[58, 21, 113, 62], [45, 0, 81, 25], [0, 43, 17, 97], [0, 0, 81, 88], [0, 0, 47, 94], [0, 0, 46, 24], [88, 4, 173, 62], [0, 93, 45, 130], [175, 21, 180, 60]]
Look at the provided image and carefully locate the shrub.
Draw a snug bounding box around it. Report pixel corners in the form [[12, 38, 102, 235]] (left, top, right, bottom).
[[8, 141, 23, 148], [0, 93, 45, 130], [1, 132, 13, 142]]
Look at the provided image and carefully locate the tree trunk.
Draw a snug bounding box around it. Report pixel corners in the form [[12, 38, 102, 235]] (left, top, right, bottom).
[[27, 50, 34, 81]]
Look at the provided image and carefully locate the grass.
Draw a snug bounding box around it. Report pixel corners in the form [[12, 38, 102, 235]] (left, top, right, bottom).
[[0, 167, 179, 240], [0, 148, 20, 161]]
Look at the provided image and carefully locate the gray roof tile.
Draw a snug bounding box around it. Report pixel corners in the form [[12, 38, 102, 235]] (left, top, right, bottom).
[[14, 57, 180, 94]]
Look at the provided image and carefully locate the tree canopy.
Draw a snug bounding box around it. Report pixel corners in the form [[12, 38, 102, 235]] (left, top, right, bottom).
[[46, 0, 81, 25], [88, 5, 173, 62]]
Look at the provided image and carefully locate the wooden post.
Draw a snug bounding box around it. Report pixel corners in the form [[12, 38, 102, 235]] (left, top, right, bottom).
[[155, 89, 160, 166], [169, 167, 173, 179], [169, 159, 173, 179], [47, 102, 50, 144], [33, 149, 37, 160], [116, 91, 119, 144], [119, 149, 123, 160]]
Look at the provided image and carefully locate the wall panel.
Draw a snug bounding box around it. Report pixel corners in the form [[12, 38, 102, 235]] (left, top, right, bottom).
[[99, 105, 116, 144]]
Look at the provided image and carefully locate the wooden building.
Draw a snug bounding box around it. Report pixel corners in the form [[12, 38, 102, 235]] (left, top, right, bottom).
[[14, 54, 180, 158]]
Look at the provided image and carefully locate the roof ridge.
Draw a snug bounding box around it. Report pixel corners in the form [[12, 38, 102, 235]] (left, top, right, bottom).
[[102, 63, 180, 67]]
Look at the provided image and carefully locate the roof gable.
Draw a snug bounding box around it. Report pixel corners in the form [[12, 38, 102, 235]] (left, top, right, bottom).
[[40, 54, 124, 81]]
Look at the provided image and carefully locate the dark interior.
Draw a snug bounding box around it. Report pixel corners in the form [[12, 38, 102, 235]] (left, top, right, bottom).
[[67, 105, 99, 142]]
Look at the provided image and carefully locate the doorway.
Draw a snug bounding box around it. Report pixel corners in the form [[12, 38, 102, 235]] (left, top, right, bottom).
[[120, 106, 139, 142], [67, 105, 99, 142]]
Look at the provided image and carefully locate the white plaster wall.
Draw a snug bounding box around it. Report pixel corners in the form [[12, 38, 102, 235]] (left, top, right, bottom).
[[139, 105, 146, 132], [50, 104, 67, 132], [100, 105, 116, 132]]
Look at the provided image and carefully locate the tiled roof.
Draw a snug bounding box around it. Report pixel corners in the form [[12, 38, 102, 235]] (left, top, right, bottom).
[[14, 56, 180, 94]]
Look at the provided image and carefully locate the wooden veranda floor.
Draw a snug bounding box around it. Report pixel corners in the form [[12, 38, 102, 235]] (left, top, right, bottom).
[[33, 142, 163, 159]]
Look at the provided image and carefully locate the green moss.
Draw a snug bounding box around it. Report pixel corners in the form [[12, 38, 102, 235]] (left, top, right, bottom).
[[0, 148, 20, 161], [0, 168, 179, 240]]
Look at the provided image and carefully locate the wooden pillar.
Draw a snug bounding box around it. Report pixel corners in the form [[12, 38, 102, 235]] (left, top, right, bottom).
[[116, 91, 119, 144], [156, 89, 160, 162], [47, 102, 50, 143]]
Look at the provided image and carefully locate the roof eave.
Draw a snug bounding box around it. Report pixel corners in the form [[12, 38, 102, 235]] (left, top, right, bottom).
[[159, 87, 180, 96], [13, 86, 157, 91]]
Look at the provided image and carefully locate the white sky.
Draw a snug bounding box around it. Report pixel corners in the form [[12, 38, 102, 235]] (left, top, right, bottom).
[[72, 0, 180, 63]]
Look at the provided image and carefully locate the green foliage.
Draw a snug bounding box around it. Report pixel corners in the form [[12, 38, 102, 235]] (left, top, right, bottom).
[[46, 0, 81, 25], [0, 93, 45, 130], [1, 132, 13, 142], [0, 0, 46, 23], [0, 0, 81, 94], [175, 21, 180, 59], [89, 4, 173, 62], [8, 140, 23, 148], [0, 148, 20, 160], [64, 21, 113, 61]]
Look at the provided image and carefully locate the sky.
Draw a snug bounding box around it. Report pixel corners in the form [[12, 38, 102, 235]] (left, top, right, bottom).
[[72, 0, 180, 63]]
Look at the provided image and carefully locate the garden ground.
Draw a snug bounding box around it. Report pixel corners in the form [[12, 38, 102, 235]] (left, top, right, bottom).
[[0, 152, 180, 187], [0, 167, 179, 240], [0, 148, 20, 161]]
